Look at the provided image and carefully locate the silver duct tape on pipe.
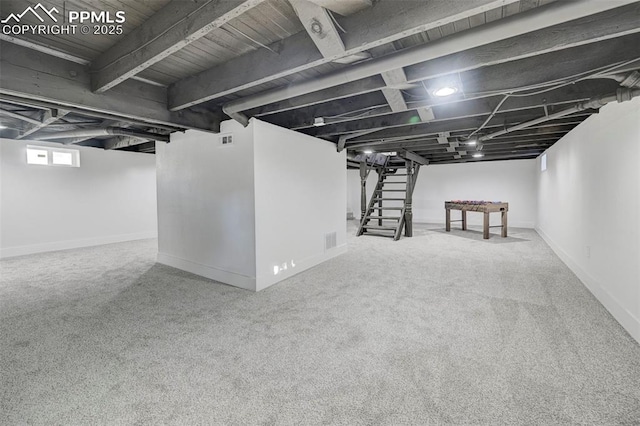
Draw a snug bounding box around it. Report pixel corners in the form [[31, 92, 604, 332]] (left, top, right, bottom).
[[31, 127, 170, 142], [222, 0, 638, 123], [479, 88, 640, 143]]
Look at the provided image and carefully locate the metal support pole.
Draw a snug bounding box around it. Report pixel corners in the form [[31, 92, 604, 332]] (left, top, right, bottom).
[[359, 161, 367, 221], [404, 160, 414, 237], [377, 168, 383, 226]]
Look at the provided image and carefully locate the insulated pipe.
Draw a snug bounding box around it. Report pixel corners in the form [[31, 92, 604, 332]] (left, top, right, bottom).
[[478, 88, 640, 144], [222, 0, 637, 125], [31, 127, 170, 142], [591, 71, 640, 88]]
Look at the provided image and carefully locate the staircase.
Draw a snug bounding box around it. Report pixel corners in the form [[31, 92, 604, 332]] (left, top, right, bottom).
[[357, 155, 421, 240]]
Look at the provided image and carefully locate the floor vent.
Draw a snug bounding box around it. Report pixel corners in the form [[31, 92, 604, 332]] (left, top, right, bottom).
[[325, 232, 337, 251]]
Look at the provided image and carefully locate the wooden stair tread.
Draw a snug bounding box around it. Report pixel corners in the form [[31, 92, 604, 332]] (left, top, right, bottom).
[[365, 216, 400, 220], [362, 232, 395, 238], [363, 225, 397, 230]]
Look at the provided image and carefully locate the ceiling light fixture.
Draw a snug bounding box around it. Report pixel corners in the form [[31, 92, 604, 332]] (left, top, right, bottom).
[[433, 86, 458, 97], [0, 124, 7, 129], [472, 153, 484, 158], [313, 117, 325, 127], [363, 149, 373, 154], [466, 136, 478, 146]]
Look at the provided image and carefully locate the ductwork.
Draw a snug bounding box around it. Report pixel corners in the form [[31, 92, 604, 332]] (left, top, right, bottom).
[[31, 127, 170, 143], [594, 71, 640, 88], [222, 0, 637, 125], [477, 88, 640, 146], [620, 71, 640, 88]]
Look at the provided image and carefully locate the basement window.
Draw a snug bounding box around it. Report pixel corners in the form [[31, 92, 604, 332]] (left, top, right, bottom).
[[26, 146, 80, 167], [26, 148, 48, 165], [541, 153, 547, 172]]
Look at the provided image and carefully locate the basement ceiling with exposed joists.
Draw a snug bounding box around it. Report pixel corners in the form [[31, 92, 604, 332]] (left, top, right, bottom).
[[1, 0, 639, 165]]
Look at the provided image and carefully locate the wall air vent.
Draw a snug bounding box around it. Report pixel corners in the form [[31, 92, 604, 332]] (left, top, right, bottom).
[[219, 133, 233, 146], [325, 232, 337, 251]]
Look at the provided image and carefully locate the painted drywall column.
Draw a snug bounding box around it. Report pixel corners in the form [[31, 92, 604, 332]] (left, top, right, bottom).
[[156, 119, 346, 291], [156, 122, 257, 290], [347, 159, 538, 228], [0, 138, 157, 258], [536, 97, 640, 343], [253, 119, 347, 291]]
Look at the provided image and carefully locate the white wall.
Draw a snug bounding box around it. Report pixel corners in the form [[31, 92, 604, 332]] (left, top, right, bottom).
[[348, 159, 538, 228], [0, 138, 157, 258], [156, 122, 257, 290], [536, 97, 640, 343], [347, 169, 363, 220], [253, 119, 347, 291], [156, 119, 346, 292]]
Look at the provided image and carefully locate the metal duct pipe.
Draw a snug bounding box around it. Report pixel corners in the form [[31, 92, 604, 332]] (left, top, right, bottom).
[[477, 88, 640, 145], [0, 94, 183, 132], [31, 127, 170, 142], [222, 0, 637, 125], [592, 71, 640, 88]]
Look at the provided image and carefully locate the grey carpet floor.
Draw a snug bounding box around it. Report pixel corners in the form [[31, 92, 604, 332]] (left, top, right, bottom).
[[1, 223, 639, 425]]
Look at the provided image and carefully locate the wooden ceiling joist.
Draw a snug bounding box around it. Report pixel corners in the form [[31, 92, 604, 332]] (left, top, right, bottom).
[[91, 0, 267, 93], [18, 109, 70, 140], [263, 79, 617, 131], [0, 41, 220, 132], [168, 0, 518, 110], [245, 8, 640, 120]]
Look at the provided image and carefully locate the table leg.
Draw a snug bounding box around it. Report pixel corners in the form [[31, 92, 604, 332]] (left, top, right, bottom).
[[501, 211, 508, 237], [483, 212, 490, 239], [461, 210, 467, 230], [446, 209, 451, 232]]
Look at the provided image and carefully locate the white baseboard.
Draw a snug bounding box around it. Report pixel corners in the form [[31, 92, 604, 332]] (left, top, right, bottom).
[[256, 243, 348, 291], [157, 252, 256, 291], [536, 227, 640, 344], [0, 231, 158, 259]]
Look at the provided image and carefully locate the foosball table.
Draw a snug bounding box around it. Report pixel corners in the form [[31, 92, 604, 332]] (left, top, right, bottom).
[[444, 201, 509, 239]]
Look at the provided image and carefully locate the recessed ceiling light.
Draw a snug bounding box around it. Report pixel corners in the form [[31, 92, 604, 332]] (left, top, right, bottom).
[[433, 86, 458, 97], [466, 137, 478, 146], [313, 117, 325, 127], [363, 149, 373, 154], [472, 153, 484, 158], [0, 124, 7, 129]]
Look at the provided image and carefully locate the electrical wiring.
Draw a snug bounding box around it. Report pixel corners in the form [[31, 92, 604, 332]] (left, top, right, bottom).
[[224, 24, 279, 54], [327, 10, 347, 33], [458, 57, 640, 141], [467, 94, 510, 139], [465, 57, 640, 99], [323, 104, 388, 119]]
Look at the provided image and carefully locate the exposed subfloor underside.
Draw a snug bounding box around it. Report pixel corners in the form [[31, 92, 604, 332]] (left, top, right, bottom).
[[1, 223, 639, 424]]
